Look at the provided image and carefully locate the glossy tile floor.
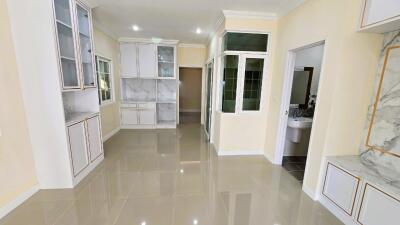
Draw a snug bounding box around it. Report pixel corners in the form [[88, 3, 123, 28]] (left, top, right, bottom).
[[0, 124, 343, 225]]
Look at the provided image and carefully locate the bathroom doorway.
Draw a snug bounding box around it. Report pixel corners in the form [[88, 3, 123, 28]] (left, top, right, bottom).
[[275, 42, 325, 182], [179, 67, 202, 124]]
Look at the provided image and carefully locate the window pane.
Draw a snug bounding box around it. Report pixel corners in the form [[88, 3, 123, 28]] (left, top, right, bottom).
[[223, 33, 268, 52], [222, 55, 238, 113], [242, 58, 264, 111]]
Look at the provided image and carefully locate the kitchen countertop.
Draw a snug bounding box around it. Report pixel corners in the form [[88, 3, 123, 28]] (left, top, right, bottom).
[[65, 112, 99, 126]]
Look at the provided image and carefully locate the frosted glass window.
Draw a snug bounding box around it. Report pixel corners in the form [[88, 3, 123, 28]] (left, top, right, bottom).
[[242, 58, 264, 111], [96, 56, 113, 104], [222, 55, 238, 113]]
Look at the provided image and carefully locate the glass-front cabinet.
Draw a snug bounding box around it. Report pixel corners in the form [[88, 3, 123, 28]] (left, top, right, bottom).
[[157, 45, 175, 78], [53, 0, 96, 90]]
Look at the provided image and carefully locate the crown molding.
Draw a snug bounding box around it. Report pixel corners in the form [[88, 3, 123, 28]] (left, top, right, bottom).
[[118, 37, 179, 45], [178, 43, 206, 48], [222, 10, 278, 21], [207, 11, 225, 42], [93, 19, 118, 40]]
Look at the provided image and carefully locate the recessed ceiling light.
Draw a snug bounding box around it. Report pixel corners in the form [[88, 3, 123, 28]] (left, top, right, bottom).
[[196, 28, 202, 34], [180, 169, 184, 174], [193, 219, 198, 225], [141, 221, 146, 225], [132, 25, 139, 31]]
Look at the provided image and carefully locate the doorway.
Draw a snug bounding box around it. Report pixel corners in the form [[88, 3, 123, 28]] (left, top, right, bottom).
[[205, 60, 214, 139], [276, 42, 325, 182], [179, 67, 202, 124]]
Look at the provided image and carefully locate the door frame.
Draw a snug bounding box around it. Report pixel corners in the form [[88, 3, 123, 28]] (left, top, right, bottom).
[[204, 60, 214, 139], [274, 40, 325, 165]]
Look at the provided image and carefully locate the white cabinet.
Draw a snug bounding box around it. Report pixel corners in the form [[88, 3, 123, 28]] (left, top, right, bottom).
[[121, 108, 139, 125], [322, 163, 360, 215], [138, 44, 156, 78], [86, 116, 103, 162], [120, 43, 138, 77], [360, 0, 400, 33], [157, 45, 175, 78], [53, 0, 96, 90], [139, 109, 155, 125], [67, 121, 89, 176], [357, 184, 400, 225]]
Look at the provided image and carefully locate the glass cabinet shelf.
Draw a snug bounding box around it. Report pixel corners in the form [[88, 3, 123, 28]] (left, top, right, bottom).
[[157, 46, 175, 78]]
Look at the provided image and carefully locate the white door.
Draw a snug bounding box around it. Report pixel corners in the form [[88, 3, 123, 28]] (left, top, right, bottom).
[[120, 43, 138, 77], [139, 109, 155, 125], [67, 121, 89, 176], [86, 116, 103, 162], [358, 184, 400, 225], [322, 163, 359, 215], [138, 43, 156, 78], [121, 108, 138, 125]]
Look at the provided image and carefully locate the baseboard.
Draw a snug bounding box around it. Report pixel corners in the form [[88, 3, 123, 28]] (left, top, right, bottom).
[[0, 184, 39, 219], [179, 109, 201, 113], [302, 184, 319, 201], [217, 149, 263, 156], [102, 126, 120, 142]]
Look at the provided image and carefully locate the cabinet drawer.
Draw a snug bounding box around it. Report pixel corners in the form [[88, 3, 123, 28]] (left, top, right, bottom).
[[322, 163, 360, 215], [138, 103, 155, 109], [357, 183, 400, 225]]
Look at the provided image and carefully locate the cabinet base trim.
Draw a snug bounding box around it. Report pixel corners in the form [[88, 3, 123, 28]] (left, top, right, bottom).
[[103, 126, 121, 142], [320, 196, 358, 225], [0, 184, 39, 219]]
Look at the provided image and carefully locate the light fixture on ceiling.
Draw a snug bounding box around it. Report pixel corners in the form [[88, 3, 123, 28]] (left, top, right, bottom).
[[193, 219, 199, 225], [132, 25, 139, 31], [141, 221, 146, 225], [196, 28, 202, 34]]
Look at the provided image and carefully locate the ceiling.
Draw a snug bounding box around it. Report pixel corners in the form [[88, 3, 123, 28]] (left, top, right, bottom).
[[88, 0, 305, 44]]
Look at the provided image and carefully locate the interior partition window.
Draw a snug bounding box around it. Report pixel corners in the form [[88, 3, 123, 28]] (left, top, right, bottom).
[[242, 58, 264, 111], [95, 56, 114, 105], [222, 55, 239, 113]]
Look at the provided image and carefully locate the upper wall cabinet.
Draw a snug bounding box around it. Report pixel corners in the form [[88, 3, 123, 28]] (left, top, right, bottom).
[[360, 0, 400, 33], [157, 45, 176, 78], [53, 0, 96, 90], [138, 43, 157, 78], [120, 43, 138, 78]]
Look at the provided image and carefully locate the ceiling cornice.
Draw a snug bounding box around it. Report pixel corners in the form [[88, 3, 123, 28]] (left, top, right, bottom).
[[178, 43, 206, 48], [118, 37, 179, 45], [93, 19, 118, 40], [222, 10, 278, 21]]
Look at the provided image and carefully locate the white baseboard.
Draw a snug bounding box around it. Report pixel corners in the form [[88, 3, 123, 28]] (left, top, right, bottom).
[[179, 109, 201, 113], [217, 149, 263, 156], [102, 126, 120, 142], [302, 184, 319, 201], [0, 184, 39, 219]]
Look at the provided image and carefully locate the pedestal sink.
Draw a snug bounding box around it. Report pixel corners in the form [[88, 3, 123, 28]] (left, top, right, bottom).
[[287, 117, 313, 143]]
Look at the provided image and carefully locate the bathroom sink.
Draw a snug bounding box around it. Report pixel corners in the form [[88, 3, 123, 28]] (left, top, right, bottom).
[[288, 117, 313, 129]]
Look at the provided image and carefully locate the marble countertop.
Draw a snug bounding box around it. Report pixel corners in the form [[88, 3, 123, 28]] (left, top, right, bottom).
[[65, 112, 99, 126], [327, 155, 400, 198]]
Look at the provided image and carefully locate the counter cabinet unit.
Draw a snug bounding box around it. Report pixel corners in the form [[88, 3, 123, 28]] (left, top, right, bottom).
[[67, 115, 103, 178], [320, 158, 400, 225]]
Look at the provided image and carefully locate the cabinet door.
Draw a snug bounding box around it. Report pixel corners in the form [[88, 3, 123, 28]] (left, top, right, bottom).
[[120, 43, 138, 77], [157, 45, 175, 78], [357, 184, 400, 225], [138, 44, 156, 78], [53, 0, 80, 89], [362, 0, 400, 27], [139, 109, 155, 125], [86, 116, 103, 162], [67, 122, 89, 176], [322, 163, 360, 215], [121, 108, 138, 125], [75, 3, 96, 88]]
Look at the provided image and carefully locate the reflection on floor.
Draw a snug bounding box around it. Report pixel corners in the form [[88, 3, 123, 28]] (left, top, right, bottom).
[[179, 112, 201, 124], [282, 156, 307, 182], [0, 124, 343, 225]]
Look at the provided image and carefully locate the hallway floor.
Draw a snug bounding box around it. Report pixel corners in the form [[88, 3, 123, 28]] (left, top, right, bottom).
[[0, 124, 343, 225]]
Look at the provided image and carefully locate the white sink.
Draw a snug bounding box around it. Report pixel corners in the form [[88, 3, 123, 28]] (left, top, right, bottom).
[[287, 117, 313, 129], [286, 117, 313, 143]]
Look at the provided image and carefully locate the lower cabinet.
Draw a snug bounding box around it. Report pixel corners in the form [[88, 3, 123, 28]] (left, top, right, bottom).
[[321, 161, 400, 225], [68, 121, 90, 176], [121, 108, 138, 125], [121, 104, 156, 126], [322, 163, 360, 215], [139, 109, 155, 125], [357, 184, 400, 225], [67, 115, 103, 177]]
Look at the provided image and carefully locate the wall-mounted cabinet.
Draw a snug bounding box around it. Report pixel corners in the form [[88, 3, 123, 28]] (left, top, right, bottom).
[[157, 45, 176, 78], [53, 0, 96, 90], [359, 0, 400, 33]]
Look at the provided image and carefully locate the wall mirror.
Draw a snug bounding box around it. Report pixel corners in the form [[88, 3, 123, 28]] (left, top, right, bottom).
[[366, 46, 400, 158], [290, 67, 313, 108]]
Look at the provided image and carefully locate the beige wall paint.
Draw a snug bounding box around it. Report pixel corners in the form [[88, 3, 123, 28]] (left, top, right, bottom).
[[0, 0, 37, 208], [177, 46, 206, 67], [93, 28, 121, 137], [210, 18, 278, 152], [179, 68, 202, 111], [264, 0, 383, 195]]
